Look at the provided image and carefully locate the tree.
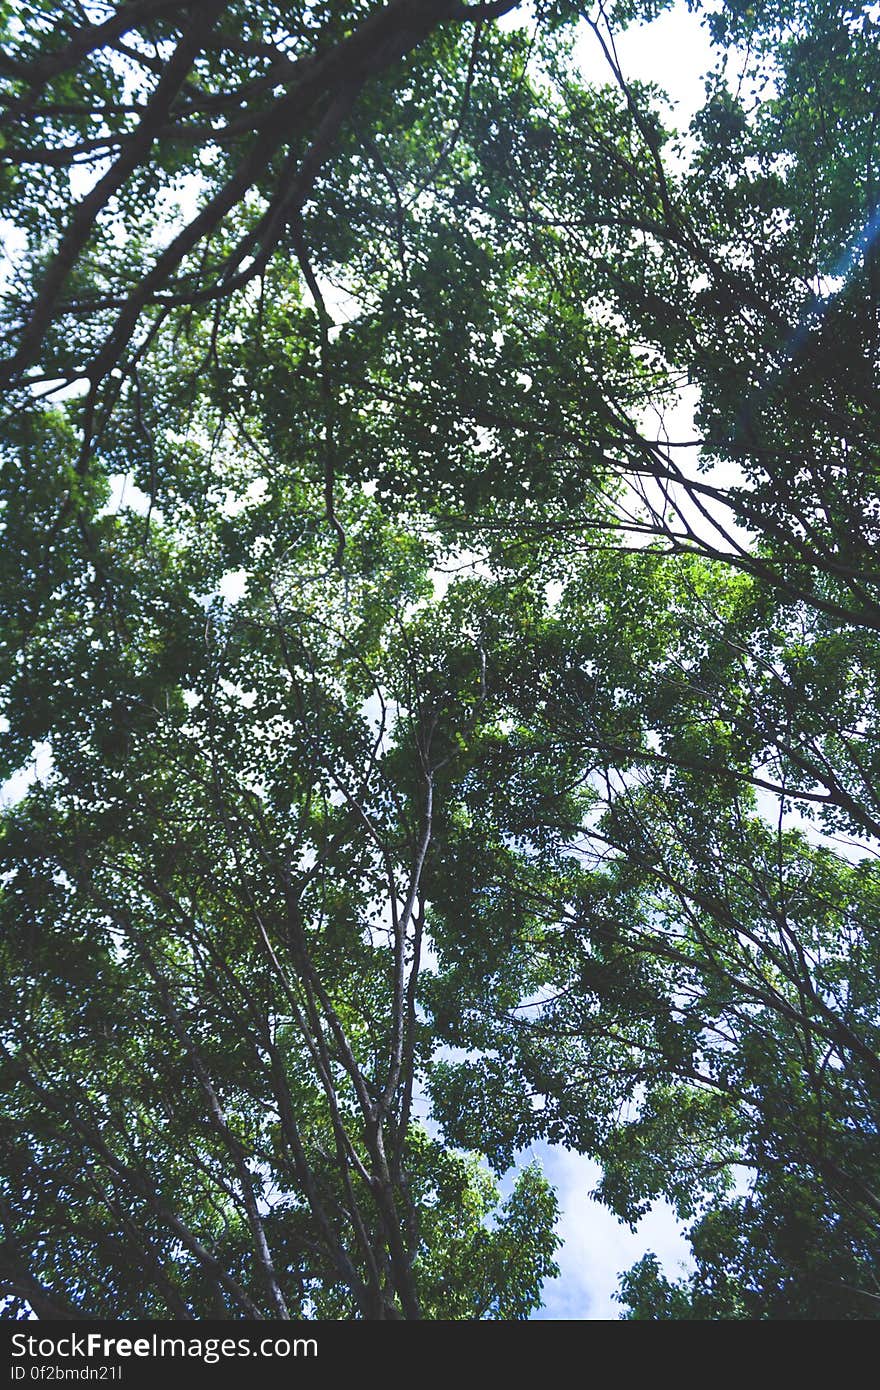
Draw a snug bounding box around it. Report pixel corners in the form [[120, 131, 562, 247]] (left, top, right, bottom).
[[0, 430, 561, 1317], [1, 0, 879, 1319]]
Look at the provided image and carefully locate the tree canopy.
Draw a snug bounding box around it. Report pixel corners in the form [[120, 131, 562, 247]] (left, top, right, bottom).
[[1, 0, 879, 1320]]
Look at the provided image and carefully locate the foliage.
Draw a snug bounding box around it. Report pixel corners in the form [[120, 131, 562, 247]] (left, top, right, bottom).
[[1, 0, 879, 1319]]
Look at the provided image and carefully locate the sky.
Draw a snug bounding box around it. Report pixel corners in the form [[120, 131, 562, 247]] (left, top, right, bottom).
[[531, 1147, 692, 1319], [573, 3, 719, 126]]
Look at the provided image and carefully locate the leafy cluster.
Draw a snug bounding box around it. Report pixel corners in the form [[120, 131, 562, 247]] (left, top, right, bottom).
[[1, 0, 879, 1319]]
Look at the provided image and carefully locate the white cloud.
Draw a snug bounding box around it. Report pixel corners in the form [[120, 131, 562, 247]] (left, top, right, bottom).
[[574, 6, 717, 132], [0, 740, 54, 808], [218, 568, 249, 604], [529, 1145, 694, 1319]]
